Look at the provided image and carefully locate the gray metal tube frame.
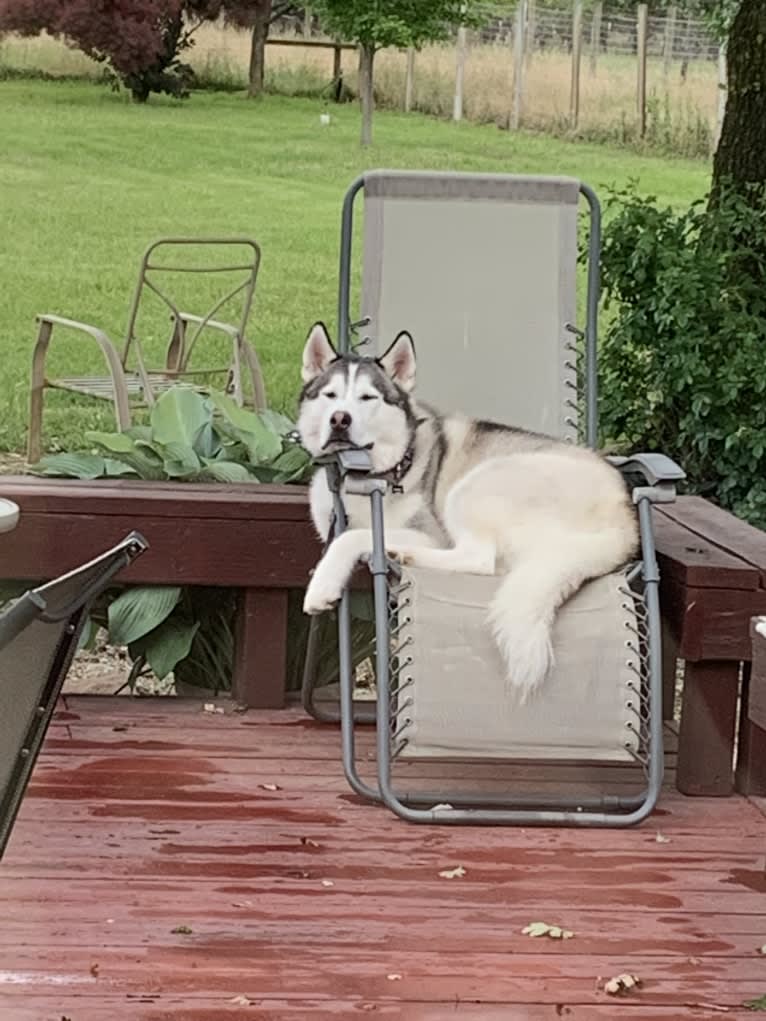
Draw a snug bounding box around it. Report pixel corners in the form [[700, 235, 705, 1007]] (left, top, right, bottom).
[[302, 173, 602, 723], [334, 481, 664, 825]]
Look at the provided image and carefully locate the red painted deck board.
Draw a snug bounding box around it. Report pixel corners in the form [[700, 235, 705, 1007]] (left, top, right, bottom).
[[1, 697, 765, 1020]]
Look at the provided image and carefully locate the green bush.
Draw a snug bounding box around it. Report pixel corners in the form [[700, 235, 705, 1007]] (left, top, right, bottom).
[[29, 385, 374, 694], [598, 184, 766, 528]]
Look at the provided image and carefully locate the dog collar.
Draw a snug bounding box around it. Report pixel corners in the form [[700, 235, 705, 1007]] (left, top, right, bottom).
[[384, 441, 416, 493]]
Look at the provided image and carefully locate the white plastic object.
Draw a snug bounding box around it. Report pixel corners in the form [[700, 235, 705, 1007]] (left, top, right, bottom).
[[0, 499, 20, 534]]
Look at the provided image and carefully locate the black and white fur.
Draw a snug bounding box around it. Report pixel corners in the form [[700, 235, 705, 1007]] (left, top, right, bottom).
[[298, 322, 638, 699]]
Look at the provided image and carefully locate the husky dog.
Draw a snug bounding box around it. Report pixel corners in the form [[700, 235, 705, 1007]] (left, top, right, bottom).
[[298, 322, 638, 698]]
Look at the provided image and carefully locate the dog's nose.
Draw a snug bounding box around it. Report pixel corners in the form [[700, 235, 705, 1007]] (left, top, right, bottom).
[[330, 410, 352, 431]]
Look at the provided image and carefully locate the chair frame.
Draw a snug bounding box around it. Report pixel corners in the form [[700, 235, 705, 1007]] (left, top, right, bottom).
[[301, 171, 684, 826], [28, 237, 267, 463]]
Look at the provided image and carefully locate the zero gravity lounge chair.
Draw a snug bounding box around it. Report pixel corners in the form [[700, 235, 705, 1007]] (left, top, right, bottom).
[[302, 171, 685, 826], [0, 531, 148, 858]]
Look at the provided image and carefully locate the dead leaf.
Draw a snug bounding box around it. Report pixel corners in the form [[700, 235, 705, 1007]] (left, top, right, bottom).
[[438, 865, 466, 879], [321, 879, 334, 887], [171, 925, 193, 935], [688, 956, 701, 965], [89, 963, 99, 977], [655, 832, 671, 843], [386, 973, 402, 981], [232, 900, 254, 908], [604, 973, 642, 996], [229, 994, 253, 1006], [758, 945, 766, 956], [300, 837, 320, 848], [258, 783, 281, 791], [202, 703, 224, 714], [522, 921, 574, 939]]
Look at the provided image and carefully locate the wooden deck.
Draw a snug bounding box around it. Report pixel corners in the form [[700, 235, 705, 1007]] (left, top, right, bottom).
[[2, 696, 766, 1020]]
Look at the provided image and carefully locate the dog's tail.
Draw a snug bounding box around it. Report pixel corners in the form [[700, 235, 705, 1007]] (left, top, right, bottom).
[[487, 528, 632, 701]]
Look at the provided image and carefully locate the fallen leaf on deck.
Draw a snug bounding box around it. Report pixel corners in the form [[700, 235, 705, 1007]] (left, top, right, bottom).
[[604, 973, 642, 995], [655, 832, 671, 843], [522, 922, 574, 939], [229, 995, 253, 1006], [171, 925, 193, 935], [321, 879, 334, 887], [89, 963, 99, 977], [232, 900, 254, 908], [758, 945, 766, 955], [386, 973, 402, 981], [202, 703, 224, 714], [744, 994, 766, 1011], [258, 783, 281, 791], [301, 837, 320, 848], [438, 866, 466, 879]]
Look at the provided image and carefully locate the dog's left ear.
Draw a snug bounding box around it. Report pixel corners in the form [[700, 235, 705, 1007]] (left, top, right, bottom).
[[302, 322, 337, 383], [379, 331, 416, 392]]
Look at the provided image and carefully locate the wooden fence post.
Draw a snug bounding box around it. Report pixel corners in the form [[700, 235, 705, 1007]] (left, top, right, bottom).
[[303, 5, 312, 38], [589, 1, 603, 76], [715, 43, 727, 149], [663, 5, 677, 76], [453, 26, 467, 122], [404, 47, 415, 112], [637, 3, 648, 138], [510, 0, 526, 130], [526, 0, 536, 67], [570, 0, 583, 130]]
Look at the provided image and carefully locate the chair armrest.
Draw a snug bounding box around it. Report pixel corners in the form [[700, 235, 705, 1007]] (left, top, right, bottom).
[[607, 452, 685, 505], [176, 312, 241, 341], [36, 313, 117, 350]]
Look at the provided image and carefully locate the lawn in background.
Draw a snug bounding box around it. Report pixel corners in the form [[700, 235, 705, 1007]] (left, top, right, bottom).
[[0, 80, 709, 454]]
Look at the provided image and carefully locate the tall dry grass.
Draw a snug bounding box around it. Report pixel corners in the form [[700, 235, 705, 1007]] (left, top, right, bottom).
[[0, 22, 717, 156]]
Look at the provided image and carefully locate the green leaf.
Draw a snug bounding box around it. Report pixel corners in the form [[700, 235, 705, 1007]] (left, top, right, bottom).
[[207, 392, 282, 464], [200, 460, 256, 483], [133, 618, 200, 680], [108, 586, 182, 646], [160, 441, 202, 479], [33, 453, 107, 479], [745, 995, 766, 1011], [150, 388, 212, 450], [85, 430, 136, 454], [260, 409, 297, 437], [103, 458, 138, 478]]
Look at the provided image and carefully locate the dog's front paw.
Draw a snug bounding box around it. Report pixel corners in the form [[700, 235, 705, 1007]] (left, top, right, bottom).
[[303, 570, 343, 616]]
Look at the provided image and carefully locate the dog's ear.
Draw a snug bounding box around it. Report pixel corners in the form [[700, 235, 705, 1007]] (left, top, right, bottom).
[[301, 322, 337, 383], [379, 331, 416, 392]]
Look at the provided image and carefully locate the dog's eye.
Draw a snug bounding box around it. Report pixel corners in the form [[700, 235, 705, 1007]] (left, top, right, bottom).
[[323, 391, 337, 399], [360, 394, 378, 402]]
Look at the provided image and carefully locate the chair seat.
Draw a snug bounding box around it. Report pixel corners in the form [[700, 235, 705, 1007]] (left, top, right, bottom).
[[48, 372, 229, 401]]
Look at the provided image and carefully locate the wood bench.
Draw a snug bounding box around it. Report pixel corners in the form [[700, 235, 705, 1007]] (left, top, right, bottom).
[[654, 495, 766, 797], [0, 477, 320, 708]]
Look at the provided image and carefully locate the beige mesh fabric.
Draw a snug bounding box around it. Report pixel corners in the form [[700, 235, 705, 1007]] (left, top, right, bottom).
[[396, 566, 640, 762], [361, 171, 579, 440]]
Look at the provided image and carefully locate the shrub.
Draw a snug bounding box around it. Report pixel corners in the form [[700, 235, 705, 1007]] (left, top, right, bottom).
[[598, 184, 766, 528], [0, 0, 222, 101]]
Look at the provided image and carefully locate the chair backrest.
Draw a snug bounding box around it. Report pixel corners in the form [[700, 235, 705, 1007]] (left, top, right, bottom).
[[0, 532, 147, 858], [121, 237, 261, 369], [339, 171, 600, 446]]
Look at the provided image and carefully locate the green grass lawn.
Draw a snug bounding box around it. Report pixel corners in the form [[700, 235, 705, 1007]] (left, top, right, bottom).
[[0, 80, 711, 455]]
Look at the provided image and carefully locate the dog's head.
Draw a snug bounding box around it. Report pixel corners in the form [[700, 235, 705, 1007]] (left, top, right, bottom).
[[297, 321, 417, 473]]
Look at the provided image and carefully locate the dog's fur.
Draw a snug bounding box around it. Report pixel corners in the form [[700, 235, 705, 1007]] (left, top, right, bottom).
[[298, 322, 638, 699]]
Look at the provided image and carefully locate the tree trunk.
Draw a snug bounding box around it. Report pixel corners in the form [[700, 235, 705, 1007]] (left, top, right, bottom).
[[358, 43, 375, 147], [247, 0, 272, 98], [711, 0, 766, 202]]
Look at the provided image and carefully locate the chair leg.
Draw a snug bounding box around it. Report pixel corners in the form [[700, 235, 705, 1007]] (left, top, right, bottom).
[[242, 341, 268, 412], [28, 319, 53, 464]]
